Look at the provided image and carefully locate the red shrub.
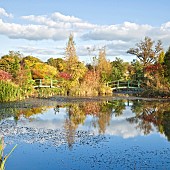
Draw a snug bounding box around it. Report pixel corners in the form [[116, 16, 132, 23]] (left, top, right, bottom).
[[59, 72, 72, 80], [0, 70, 12, 80], [145, 64, 162, 74]]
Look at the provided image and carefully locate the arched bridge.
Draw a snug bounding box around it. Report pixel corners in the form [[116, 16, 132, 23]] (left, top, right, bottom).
[[34, 79, 59, 88], [107, 80, 142, 91], [33, 79, 143, 91]]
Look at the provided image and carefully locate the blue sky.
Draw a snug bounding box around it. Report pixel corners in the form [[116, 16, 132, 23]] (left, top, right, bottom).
[[0, 0, 170, 62]]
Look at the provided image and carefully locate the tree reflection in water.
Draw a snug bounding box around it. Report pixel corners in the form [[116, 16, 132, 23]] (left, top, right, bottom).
[[127, 100, 170, 139], [1, 99, 170, 146], [63, 100, 170, 143], [63, 102, 114, 148]]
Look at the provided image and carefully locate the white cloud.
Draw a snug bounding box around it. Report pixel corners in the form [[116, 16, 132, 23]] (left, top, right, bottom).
[[82, 22, 153, 41], [0, 8, 13, 18], [51, 12, 82, 23], [15, 116, 148, 138], [105, 40, 132, 56], [18, 46, 58, 56], [21, 12, 97, 32], [0, 19, 69, 41], [1, 9, 170, 61], [105, 120, 142, 138], [22, 15, 72, 29], [5, 11, 170, 45], [161, 22, 170, 30]]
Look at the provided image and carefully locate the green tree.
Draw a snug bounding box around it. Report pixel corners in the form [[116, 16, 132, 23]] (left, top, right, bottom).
[[158, 51, 165, 64], [111, 58, 127, 81], [129, 60, 143, 81], [164, 47, 170, 82], [47, 58, 65, 72]]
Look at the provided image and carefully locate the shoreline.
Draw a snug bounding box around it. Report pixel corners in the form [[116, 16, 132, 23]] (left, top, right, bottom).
[[1, 93, 170, 106], [41, 94, 170, 103]]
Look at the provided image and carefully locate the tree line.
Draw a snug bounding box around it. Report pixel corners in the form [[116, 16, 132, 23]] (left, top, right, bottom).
[[0, 34, 170, 101]]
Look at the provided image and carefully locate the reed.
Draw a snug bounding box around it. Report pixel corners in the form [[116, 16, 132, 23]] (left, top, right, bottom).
[[0, 80, 23, 102], [0, 137, 17, 170]]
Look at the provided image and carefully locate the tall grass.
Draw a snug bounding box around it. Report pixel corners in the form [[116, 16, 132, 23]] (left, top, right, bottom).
[[0, 80, 23, 102], [36, 87, 61, 98]]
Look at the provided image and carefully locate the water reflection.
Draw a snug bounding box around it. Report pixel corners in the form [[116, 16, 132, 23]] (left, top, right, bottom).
[[128, 100, 170, 140], [1, 99, 170, 143]]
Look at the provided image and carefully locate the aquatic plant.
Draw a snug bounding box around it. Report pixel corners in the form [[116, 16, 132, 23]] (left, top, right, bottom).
[[0, 137, 17, 170]]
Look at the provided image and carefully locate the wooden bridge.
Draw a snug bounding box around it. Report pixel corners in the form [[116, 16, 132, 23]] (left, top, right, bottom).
[[34, 79, 143, 92], [107, 80, 142, 91], [34, 79, 59, 88]]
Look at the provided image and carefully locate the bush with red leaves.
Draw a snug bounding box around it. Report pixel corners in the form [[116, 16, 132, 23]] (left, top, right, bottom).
[[0, 70, 12, 80], [145, 64, 162, 74], [59, 72, 72, 80]]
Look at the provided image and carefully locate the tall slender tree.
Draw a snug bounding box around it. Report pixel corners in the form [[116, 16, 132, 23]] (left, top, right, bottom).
[[65, 34, 78, 72], [97, 47, 112, 83]]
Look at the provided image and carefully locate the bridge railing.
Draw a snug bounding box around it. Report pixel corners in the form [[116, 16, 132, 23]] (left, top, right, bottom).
[[107, 80, 141, 90], [34, 79, 61, 88]]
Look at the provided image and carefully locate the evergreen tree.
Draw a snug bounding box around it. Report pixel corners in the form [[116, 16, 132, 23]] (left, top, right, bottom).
[[164, 46, 170, 82], [97, 47, 112, 83], [65, 34, 79, 73], [64, 34, 86, 80], [111, 58, 126, 81]]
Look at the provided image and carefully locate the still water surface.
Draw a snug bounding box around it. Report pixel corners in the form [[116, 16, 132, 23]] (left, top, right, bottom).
[[1, 97, 170, 170]]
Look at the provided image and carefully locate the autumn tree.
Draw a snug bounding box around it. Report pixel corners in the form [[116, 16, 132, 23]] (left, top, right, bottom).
[[23, 56, 42, 67], [63, 34, 87, 94], [14, 59, 33, 94], [65, 34, 79, 74], [47, 58, 66, 72], [22, 56, 58, 80], [31, 63, 58, 79], [127, 37, 163, 78], [0, 51, 22, 78], [127, 37, 163, 66], [81, 70, 100, 95], [97, 47, 112, 83]]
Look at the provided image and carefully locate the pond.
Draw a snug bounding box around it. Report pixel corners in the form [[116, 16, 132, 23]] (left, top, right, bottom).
[[1, 97, 170, 170]]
